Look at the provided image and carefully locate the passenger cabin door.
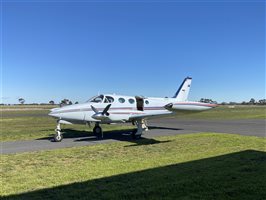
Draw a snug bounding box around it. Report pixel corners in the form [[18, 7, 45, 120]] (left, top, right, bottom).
[[135, 96, 144, 111]]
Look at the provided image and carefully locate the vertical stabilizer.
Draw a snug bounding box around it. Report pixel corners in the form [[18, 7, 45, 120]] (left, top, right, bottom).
[[173, 77, 192, 101]]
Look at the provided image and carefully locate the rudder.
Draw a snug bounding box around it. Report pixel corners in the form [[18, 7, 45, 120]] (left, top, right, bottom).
[[173, 77, 192, 101]]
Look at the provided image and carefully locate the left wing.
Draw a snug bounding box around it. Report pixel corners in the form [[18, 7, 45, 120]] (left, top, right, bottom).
[[129, 114, 153, 121]]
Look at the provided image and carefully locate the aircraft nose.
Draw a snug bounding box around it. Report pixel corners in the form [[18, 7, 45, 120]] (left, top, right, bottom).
[[50, 107, 60, 112], [48, 108, 61, 118], [48, 111, 58, 118]]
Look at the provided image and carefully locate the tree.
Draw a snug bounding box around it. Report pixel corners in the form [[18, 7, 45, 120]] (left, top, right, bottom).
[[60, 99, 69, 105], [199, 98, 215, 103], [258, 99, 266, 105], [249, 98, 256, 105], [18, 98, 25, 104], [200, 98, 205, 102], [60, 99, 74, 107], [49, 100, 55, 105], [75, 101, 79, 104]]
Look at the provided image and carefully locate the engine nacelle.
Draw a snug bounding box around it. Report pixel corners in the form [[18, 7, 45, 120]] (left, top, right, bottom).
[[164, 102, 217, 112]]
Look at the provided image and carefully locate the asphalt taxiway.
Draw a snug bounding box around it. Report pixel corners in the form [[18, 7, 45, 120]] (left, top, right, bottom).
[[1, 118, 265, 154]]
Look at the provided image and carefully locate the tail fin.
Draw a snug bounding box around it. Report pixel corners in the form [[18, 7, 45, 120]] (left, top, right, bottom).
[[173, 77, 192, 101]]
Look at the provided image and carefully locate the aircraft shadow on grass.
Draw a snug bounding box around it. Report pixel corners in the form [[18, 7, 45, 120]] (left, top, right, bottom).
[[4, 150, 266, 200], [37, 128, 173, 147]]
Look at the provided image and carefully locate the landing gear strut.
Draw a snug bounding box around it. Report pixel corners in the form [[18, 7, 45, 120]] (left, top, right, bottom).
[[93, 123, 103, 139], [132, 120, 146, 139], [142, 119, 149, 131], [54, 121, 63, 142]]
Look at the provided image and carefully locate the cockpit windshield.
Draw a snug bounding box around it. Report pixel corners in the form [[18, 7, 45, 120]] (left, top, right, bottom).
[[87, 95, 104, 103]]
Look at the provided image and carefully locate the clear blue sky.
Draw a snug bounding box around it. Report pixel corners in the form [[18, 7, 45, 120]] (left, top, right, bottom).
[[2, 0, 265, 104]]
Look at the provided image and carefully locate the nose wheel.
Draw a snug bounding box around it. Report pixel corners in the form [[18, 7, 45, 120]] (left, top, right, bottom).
[[53, 121, 63, 142], [93, 123, 103, 139], [54, 131, 63, 142]]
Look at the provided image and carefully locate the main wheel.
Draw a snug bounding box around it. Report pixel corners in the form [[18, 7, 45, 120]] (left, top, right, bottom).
[[93, 126, 103, 139], [54, 132, 63, 142]]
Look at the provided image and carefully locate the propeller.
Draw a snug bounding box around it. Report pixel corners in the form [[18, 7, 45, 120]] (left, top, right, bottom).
[[91, 105, 99, 113], [91, 104, 111, 120], [102, 104, 111, 116]]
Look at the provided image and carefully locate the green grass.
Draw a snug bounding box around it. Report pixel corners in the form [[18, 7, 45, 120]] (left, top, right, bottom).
[[0, 115, 133, 142], [1, 133, 266, 199], [0, 105, 56, 110], [1, 105, 265, 142], [0, 108, 133, 142], [1, 105, 265, 199]]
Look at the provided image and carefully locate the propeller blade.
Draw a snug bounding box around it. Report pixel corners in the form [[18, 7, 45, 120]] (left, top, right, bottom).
[[102, 104, 111, 115], [91, 105, 99, 113]]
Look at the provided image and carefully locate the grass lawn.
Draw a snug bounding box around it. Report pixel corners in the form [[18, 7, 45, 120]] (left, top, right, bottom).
[[0, 116, 133, 142], [0, 105, 56, 110], [1, 105, 265, 142], [1, 133, 266, 199], [0, 109, 133, 142]]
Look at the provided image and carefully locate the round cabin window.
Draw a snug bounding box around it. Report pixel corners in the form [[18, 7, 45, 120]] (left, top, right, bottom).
[[118, 98, 125, 103], [128, 99, 135, 104]]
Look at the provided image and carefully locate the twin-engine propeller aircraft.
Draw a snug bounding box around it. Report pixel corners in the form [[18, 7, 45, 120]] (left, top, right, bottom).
[[49, 77, 217, 142]]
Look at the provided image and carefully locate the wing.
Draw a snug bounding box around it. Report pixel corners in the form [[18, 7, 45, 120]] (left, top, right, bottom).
[[128, 112, 172, 121], [129, 114, 150, 121]]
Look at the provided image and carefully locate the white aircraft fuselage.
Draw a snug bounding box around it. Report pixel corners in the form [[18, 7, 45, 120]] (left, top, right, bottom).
[[49, 77, 217, 142], [49, 96, 215, 123]]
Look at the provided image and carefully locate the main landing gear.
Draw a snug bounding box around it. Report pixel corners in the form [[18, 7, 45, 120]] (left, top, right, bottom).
[[54, 121, 63, 142], [132, 119, 148, 139], [53, 120, 147, 142], [93, 122, 103, 139]]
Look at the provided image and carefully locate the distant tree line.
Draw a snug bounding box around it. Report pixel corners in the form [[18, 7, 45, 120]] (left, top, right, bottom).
[[1, 98, 80, 106], [59, 99, 79, 107], [1, 97, 266, 106], [199, 98, 217, 104], [240, 98, 266, 105], [199, 98, 266, 105], [220, 98, 266, 105]]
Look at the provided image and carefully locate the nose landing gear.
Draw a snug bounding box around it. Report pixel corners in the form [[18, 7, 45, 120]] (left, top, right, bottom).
[[54, 121, 63, 142], [93, 122, 103, 139]]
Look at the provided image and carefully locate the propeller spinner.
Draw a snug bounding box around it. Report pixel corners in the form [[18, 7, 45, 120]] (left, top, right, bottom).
[[91, 104, 111, 120]]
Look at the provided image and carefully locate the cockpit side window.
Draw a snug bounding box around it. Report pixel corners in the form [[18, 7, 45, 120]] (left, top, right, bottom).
[[90, 95, 104, 103], [105, 96, 114, 103]]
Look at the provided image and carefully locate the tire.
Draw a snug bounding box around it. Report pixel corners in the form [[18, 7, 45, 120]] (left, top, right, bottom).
[[93, 126, 103, 139], [54, 133, 63, 142]]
